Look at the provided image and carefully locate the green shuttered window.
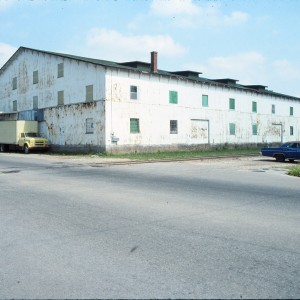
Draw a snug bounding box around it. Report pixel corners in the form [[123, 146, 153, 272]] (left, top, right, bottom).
[[290, 107, 294, 116], [33, 70, 38, 84], [130, 118, 140, 133], [229, 98, 235, 110], [229, 123, 236, 135], [252, 124, 258, 135], [57, 63, 64, 78], [57, 90, 64, 106], [252, 101, 257, 113], [202, 95, 208, 107], [169, 91, 178, 104]]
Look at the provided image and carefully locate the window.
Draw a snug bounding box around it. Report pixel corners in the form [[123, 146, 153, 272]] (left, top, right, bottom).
[[130, 85, 138, 100], [12, 77, 17, 90], [229, 123, 236, 135], [33, 70, 38, 84], [202, 95, 208, 107], [86, 118, 94, 134], [169, 90, 178, 104], [290, 126, 294, 136], [252, 124, 258, 135], [272, 104, 275, 114], [290, 106, 294, 116], [33, 96, 38, 109], [86, 85, 93, 102], [57, 63, 64, 78], [57, 90, 64, 106], [170, 120, 178, 134], [229, 98, 235, 110], [130, 118, 140, 133], [12, 100, 17, 111], [252, 101, 257, 113]]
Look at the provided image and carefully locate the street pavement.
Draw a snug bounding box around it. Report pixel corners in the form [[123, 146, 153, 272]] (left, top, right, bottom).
[[0, 153, 299, 298]]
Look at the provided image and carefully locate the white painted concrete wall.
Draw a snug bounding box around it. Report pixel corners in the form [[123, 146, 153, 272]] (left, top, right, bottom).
[[105, 68, 300, 151]]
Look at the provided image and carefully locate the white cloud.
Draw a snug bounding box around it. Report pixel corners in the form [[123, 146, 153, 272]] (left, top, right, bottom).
[[150, 0, 200, 16], [273, 59, 300, 79], [0, 0, 16, 11], [0, 43, 17, 68], [84, 28, 187, 62], [184, 52, 267, 84]]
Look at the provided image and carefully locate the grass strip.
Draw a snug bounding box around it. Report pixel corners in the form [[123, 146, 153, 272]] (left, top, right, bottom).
[[287, 166, 300, 177]]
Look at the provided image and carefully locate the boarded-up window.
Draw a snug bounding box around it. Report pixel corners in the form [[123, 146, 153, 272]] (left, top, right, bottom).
[[229, 98, 235, 110], [170, 120, 178, 134], [33, 70, 38, 84], [57, 90, 64, 106], [252, 124, 258, 135], [229, 123, 236, 135], [86, 118, 94, 134], [290, 126, 294, 136], [130, 118, 140, 133], [130, 85, 138, 100], [12, 77, 17, 90], [202, 95, 208, 107], [57, 63, 64, 78], [33, 96, 38, 109], [13, 100, 17, 111], [290, 106, 294, 116], [169, 91, 178, 104], [86, 85, 93, 102]]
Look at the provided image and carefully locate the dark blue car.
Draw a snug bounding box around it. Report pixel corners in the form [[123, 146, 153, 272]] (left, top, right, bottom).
[[261, 142, 300, 162]]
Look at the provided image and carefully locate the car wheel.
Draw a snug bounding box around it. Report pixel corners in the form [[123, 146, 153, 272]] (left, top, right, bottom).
[[289, 159, 295, 163], [24, 144, 29, 154], [275, 154, 285, 162]]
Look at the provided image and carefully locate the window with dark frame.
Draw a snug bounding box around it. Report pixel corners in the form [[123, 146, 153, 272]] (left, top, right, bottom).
[[12, 100, 17, 111], [290, 126, 294, 136], [57, 63, 64, 78], [170, 120, 178, 134], [272, 104, 275, 114], [86, 85, 93, 102], [86, 118, 94, 134], [33, 70, 38, 84], [57, 90, 64, 106], [12, 77, 17, 90], [290, 106, 294, 116], [130, 85, 138, 100], [33, 96, 38, 109]]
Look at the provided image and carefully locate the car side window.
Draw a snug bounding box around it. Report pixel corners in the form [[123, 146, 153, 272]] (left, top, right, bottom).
[[291, 143, 297, 148], [21, 133, 24, 138]]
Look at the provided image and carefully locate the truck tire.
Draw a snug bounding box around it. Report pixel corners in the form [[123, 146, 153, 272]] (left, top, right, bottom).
[[24, 144, 29, 154], [275, 154, 285, 162]]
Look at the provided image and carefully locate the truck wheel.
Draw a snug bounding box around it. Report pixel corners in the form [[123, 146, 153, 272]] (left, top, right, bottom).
[[275, 154, 285, 162], [24, 144, 29, 154], [289, 159, 295, 163]]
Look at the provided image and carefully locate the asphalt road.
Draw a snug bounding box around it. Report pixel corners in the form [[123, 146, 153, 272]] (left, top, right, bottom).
[[0, 153, 299, 298]]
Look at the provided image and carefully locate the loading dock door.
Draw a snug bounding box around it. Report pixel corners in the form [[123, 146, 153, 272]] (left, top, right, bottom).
[[190, 119, 209, 144]]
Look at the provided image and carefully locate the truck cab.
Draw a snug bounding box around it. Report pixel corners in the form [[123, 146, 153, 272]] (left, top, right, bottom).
[[19, 132, 49, 154]]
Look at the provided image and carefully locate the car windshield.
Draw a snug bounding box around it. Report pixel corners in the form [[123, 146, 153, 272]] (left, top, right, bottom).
[[280, 142, 298, 148], [25, 133, 38, 137]]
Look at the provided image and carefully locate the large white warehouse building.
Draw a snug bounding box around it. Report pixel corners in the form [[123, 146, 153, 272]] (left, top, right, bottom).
[[0, 47, 299, 152]]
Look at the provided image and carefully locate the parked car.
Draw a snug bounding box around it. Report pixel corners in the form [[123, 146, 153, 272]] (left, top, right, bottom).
[[261, 142, 300, 162]]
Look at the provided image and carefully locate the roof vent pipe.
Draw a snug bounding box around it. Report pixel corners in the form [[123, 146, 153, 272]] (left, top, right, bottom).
[[151, 51, 158, 73]]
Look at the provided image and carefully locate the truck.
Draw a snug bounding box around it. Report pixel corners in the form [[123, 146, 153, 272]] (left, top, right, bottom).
[[261, 141, 300, 162], [0, 120, 49, 154]]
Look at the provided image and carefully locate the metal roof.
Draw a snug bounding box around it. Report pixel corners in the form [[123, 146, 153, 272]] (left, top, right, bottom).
[[1, 46, 299, 101]]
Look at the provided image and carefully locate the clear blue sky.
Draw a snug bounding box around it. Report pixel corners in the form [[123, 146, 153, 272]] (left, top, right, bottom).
[[1, 0, 300, 97]]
